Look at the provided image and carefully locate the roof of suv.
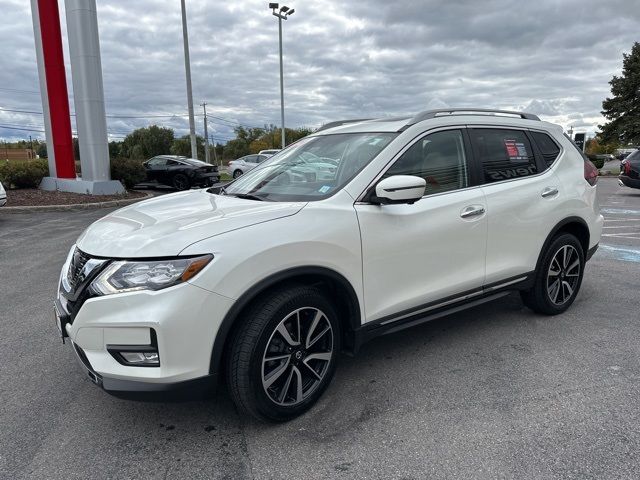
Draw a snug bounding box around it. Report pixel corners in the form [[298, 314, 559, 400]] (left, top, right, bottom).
[[316, 108, 557, 135]]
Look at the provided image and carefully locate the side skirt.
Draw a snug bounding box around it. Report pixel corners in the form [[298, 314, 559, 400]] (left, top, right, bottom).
[[350, 273, 533, 353]]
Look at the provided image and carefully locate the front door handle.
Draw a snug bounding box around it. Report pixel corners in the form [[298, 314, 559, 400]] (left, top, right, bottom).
[[460, 205, 485, 218], [541, 187, 559, 198]]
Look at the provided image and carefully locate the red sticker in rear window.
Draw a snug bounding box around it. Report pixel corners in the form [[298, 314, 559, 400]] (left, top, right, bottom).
[[504, 139, 528, 160]]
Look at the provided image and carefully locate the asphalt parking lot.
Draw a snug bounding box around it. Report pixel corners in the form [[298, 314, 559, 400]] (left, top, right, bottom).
[[1, 177, 639, 479]]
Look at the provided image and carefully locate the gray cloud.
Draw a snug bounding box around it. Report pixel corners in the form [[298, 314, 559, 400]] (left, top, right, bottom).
[[0, 0, 636, 142]]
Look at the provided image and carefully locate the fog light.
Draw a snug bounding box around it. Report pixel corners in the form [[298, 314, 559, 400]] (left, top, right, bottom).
[[119, 351, 160, 366]]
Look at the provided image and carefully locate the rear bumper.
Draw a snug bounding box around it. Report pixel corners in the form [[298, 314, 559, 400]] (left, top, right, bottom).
[[619, 175, 640, 189], [193, 172, 220, 184]]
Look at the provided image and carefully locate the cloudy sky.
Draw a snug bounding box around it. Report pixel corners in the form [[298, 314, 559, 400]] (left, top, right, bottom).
[[0, 0, 638, 143]]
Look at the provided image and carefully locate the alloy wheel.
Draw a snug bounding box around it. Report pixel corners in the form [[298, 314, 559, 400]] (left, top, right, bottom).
[[546, 245, 581, 305], [262, 307, 334, 406], [173, 175, 189, 190]]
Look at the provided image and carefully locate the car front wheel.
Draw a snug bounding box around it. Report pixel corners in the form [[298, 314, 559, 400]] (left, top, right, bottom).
[[521, 233, 585, 315], [232, 169, 243, 179], [226, 285, 340, 422]]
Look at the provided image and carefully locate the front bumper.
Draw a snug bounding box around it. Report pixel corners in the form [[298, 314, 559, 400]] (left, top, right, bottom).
[[71, 341, 216, 400], [57, 277, 234, 397]]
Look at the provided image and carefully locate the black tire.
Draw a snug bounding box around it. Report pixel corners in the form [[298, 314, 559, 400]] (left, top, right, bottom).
[[226, 285, 340, 422], [232, 169, 243, 179], [172, 173, 190, 191], [521, 233, 585, 315]]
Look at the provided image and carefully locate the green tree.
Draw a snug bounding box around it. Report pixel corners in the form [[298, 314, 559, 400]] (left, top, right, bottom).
[[170, 134, 206, 159], [36, 142, 47, 159], [586, 136, 619, 155], [121, 125, 175, 159], [600, 42, 640, 145], [108, 140, 122, 159]]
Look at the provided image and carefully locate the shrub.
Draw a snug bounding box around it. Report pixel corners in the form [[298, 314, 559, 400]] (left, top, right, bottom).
[[587, 154, 605, 169], [110, 157, 146, 189], [0, 159, 49, 188]]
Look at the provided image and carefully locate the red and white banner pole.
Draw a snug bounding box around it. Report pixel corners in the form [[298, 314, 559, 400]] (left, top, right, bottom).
[[30, 0, 75, 180]]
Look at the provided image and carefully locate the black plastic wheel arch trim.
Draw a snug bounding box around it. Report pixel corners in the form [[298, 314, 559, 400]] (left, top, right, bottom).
[[208, 266, 361, 375]]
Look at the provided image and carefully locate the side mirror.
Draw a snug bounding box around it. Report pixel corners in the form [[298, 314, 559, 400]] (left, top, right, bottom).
[[372, 175, 426, 205]]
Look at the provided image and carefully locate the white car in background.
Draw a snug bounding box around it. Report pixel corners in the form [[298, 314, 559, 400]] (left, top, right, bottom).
[[0, 180, 6, 206], [259, 149, 281, 156], [228, 151, 279, 178]]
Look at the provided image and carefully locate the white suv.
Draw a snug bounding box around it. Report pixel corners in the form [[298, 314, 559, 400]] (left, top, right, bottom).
[[55, 109, 603, 421]]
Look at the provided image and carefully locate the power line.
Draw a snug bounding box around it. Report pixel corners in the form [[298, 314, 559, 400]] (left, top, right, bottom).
[[0, 106, 267, 130], [0, 87, 40, 95]]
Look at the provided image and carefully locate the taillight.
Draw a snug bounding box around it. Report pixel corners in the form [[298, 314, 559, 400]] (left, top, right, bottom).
[[584, 160, 598, 186], [623, 161, 631, 175]]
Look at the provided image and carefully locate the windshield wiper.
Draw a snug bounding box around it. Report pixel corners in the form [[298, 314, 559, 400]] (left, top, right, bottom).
[[227, 193, 265, 201]]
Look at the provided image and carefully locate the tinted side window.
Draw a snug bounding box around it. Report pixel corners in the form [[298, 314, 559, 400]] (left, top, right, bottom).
[[148, 158, 166, 167], [530, 131, 561, 168], [166, 159, 180, 166], [384, 129, 469, 195], [470, 129, 537, 183]]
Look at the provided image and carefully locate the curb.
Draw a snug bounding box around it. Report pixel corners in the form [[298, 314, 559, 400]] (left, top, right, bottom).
[[0, 191, 153, 213]]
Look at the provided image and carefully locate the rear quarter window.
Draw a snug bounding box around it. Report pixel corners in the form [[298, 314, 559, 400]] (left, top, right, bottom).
[[530, 131, 561, 168]]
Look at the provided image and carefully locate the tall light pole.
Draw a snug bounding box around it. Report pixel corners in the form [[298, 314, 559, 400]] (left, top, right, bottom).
[[181, 0, 197, 159], [201, 102, 210, 164], [269, 3, 294, 149]]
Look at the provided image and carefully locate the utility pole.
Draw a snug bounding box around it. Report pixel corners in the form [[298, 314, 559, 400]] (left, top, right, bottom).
[[181, 0, 197, 159], [29, 135, 33, 158], [201, 102, 210, 164]]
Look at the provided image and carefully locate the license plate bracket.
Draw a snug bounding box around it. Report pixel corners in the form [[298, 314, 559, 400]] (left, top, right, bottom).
[[54, 303, 70, 344]]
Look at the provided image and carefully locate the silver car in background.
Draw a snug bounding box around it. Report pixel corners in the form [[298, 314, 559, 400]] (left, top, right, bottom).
[[228, 153, 271, 178]]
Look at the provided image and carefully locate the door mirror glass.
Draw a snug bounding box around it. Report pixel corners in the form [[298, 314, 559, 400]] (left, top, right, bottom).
[[373, 175, 426, 205]]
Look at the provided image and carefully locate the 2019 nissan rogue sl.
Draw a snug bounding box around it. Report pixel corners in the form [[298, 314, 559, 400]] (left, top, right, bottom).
[[55, 109, 603, 422]]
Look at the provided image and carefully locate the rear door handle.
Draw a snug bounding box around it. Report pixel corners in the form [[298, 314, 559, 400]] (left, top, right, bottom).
[[460, 205, 485, 218], [541, 187, 559, 198]]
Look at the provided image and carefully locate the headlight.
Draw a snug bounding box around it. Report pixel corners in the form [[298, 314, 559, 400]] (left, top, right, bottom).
[[90, 255, 212, 295]]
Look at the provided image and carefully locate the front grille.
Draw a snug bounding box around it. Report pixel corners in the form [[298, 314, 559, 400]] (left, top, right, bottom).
[[60, 248, 109, 321], [67, 248, 91, 290]]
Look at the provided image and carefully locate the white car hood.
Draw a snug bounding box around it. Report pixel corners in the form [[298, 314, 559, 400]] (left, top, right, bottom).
[[76, 190, 305, 257]]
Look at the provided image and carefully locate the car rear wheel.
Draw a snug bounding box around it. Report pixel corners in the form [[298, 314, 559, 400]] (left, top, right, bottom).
[[233, 169, 243, 179], [521, 233, 585, 315], [172, 173, 190, 191], [226, 285, 340, 422]]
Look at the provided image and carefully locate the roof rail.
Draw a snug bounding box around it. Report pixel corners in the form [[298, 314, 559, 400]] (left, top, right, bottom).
[[403, 108, 540, 128], [316, 118, 372, 132]]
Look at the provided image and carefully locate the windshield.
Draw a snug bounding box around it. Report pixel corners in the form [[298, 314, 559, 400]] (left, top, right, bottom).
[[221, 132, 397, 201]]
